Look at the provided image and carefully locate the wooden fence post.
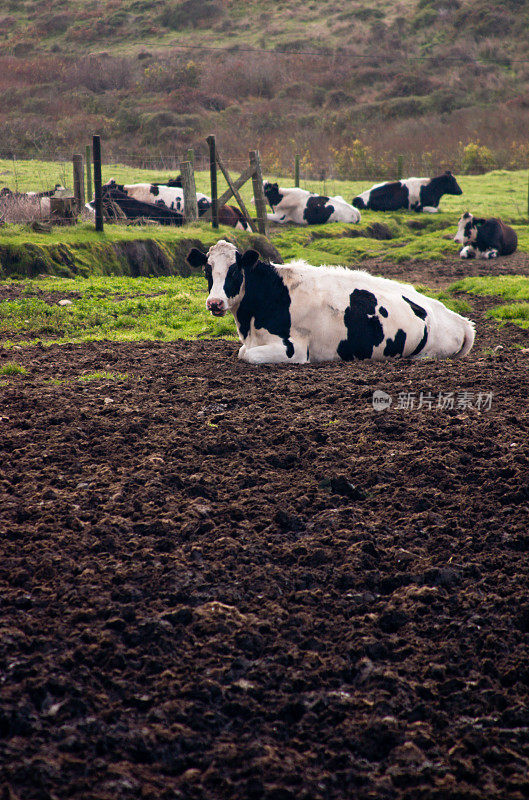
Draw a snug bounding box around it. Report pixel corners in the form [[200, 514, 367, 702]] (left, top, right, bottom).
[[73, 154, 85, 212], [180, 160, 198, 223], [397, 155, 404, 180], [92, 134, 104, 232], [294, 154, 300, 187], [187, 148, 195, 168], [249, 149, 268, 237], [85, 144, 92, 200], [207, 135, 219, 229]]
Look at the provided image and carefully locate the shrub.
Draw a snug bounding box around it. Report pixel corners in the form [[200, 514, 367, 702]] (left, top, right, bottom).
[[143, 60, 200, 91], [461, 141, 495, 174], [331, 139, 377, 180], [159, 0, 223, 29]]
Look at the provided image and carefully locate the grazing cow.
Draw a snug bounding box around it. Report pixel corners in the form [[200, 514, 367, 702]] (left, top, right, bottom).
[[454, 212, 517, 258], [263, 183, 361, 225], [186, 239, 474, 364], [352, 171, 462, 213]]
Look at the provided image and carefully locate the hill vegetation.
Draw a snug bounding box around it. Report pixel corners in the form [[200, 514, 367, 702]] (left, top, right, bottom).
[[1, 0, 529, 176]]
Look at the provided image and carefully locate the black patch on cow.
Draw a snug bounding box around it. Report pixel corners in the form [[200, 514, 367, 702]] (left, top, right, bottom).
[[352, 196, 366, 210], [379, 306, 388, 317], [284, 339, 294, 358], [204, 264, 213, 293], [150, 184, 160, 196], [410, 324, 428, 357], [101, 185, 183, 225], [235, 257, 292, 355], [474, 218, 518, 256], [383, 329, 407, 357], [464, 220, 475, 240], [337, 289, 384, 361], [419, 171, 462, 211], [368, 181, 410, 212], [303, 195, 334, 225], [263, 182, 283, 210], [223, 264, 243, 299], [402, 296, 427, 319]]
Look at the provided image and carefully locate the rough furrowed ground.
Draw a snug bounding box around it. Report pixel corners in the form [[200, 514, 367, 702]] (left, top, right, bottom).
[[1, 262, 529, 800]]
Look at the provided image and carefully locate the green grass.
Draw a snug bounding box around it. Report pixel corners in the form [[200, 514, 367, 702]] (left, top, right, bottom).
[[446, 275, 529, 329], [0, 361, 27, 375], [449, 275, 529, 302], [77, 371, 133, 382], [1, 160, 528, 222], [1, 163, 529, 271], [0, 275, 237, 347], [487, 303, 529, 329]]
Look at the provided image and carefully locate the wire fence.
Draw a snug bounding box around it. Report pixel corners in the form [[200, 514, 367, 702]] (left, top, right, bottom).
[[0, 143, 525, 227]]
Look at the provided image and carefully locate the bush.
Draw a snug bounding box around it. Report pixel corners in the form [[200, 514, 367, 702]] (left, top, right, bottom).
[[159, 0, 223, 29], [143, 60, 200, 91], [461, 141, 495, 174]]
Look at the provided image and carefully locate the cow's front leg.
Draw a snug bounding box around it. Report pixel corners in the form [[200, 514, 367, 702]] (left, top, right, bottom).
[[241, 338, 308, 365], [482, 249, 499, 259], [266, 212, 287, 223], [460, 245, 476, 259], [238, 344, 247, 359], [422, 206, 439, 213]]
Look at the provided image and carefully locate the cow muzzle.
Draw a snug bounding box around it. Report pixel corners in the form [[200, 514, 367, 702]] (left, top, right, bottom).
[[206, 297, 226, 317]]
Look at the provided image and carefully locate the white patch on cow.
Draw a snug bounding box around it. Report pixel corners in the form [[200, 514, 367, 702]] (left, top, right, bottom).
[[114, 183, 210, 208], [401, 177, 430, 208], [205, 240, 244, 315], [459, 245, 475, 259], [454, 213, 477, 245]]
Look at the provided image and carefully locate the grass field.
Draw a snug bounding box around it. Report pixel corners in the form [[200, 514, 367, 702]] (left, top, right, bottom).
[[1, 273, 528, 350], [1, 159, 528, 221]]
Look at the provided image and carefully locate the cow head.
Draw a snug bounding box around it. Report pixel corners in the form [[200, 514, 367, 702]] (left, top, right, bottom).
[[454, 211, 476, 244], [186, 240, 258, 317], [263, 182, 283, 210], [440, 170, 463, 196]]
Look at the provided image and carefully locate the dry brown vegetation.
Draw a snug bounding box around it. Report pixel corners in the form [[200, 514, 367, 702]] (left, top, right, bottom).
[[1, 0, 529, 176]]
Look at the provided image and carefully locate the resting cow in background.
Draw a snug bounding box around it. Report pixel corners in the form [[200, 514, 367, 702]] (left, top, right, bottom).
[[102, 180, 210, 213], [263, 182, 361, 225], [98, 180, 250, 229], [186, 239, 474, 365], [454, 212, 518, 258], [352, 171, 462, 213]]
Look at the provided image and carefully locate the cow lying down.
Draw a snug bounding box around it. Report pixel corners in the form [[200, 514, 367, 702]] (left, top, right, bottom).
[[454, 212, 517, 258], [263, 183, 361, 225], [88, 181, 250, 229], [353, 171, 462, 213], [187, 240, 474, 365]]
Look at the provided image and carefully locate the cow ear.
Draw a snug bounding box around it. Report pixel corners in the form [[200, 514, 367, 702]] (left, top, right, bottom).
[[186, 248, 208, 268], [237, 249, 260, 270], [445, 170, 452, 175]]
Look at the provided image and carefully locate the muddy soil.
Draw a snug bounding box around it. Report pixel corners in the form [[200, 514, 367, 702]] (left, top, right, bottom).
[[1, 294, 529, 799]]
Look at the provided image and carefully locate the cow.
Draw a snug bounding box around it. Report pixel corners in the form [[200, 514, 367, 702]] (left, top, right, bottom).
[[89, 183, 184, 224], [263, 183, 361, 225], [0, 184, 66, 219], [102, 180, 210, 213], [352, 171, 462, 213], [186, 239, 474, 365], [96, 181, 250, 229], [454, 212, 517, 258]]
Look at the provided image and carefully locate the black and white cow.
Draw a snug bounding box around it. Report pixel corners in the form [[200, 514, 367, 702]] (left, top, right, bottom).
[[102, 180, 210, 213], [454, 212, 517, 259], [263, 183, 361, 225], [352, 171, 462, 213], [186, 240, 474, 364], [95, 180, 250, 229]]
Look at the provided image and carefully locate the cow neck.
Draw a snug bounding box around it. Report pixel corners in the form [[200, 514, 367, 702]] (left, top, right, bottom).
[[234, 261, 292, 341]]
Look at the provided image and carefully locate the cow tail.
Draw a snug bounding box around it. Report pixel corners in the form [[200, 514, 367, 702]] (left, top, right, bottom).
[[453, 318, 475, 359]]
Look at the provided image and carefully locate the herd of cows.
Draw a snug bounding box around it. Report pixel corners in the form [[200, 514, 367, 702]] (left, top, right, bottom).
[[1, 169, 518, 261], [1, 167, 520, 367]]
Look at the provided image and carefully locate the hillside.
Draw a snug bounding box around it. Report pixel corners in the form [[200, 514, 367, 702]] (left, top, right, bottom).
[[1, 0, 529, 176]]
